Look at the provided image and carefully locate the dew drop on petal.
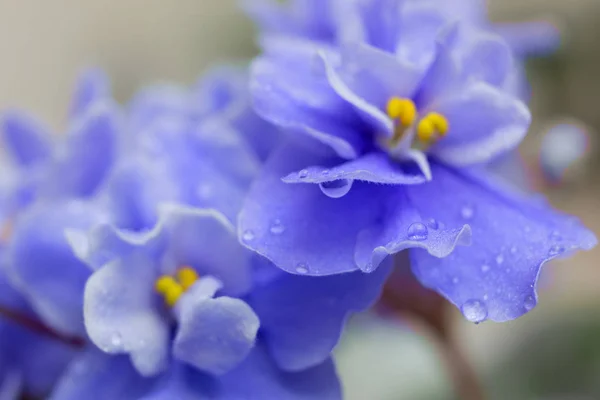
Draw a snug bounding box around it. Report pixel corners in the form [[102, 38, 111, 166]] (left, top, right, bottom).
[[319, 179, 353, 199], [495, 254, 504, 265], [427, 218, 439, 230], [242, 230, 255, 242], [524, 295, 536, 311], [269, 219, 285, 235], [481, 264, 491, 273], [452, 277, 459, 284], [298, 169, 309, 179], [510, 246, 517, 254], [460, 205, 475, 220], [296, 263, 309, 274], [110, 333, 123, 348], [407, 223, 428, 241], [461, 300, 488, 323], [549, 230, 562, 241], [548, 244, 565, 257]]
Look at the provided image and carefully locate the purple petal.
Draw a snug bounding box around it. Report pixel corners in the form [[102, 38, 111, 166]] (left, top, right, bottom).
[[1, 111, 52, 167], [239, 143, 466, 275], [143, 345, 341, 400], [174, 290, 259, 375], [6, 200, 108, 336], [70, 68, 111, 118], [51, 349, 156, 400], [250, 261, 392, 371], [282, 151, 428, 186], [251, 55, 365, 159], [429, 81, 531, 166], [405, 162, 597, 322], [321, 43, 423, 138], [84, 252, 170, 376], [46, 101, 120, 198]]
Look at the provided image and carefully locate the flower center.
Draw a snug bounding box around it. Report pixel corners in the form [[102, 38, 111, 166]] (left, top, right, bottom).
[[154, 267, 199, 307], [386, 97, 449, 150]]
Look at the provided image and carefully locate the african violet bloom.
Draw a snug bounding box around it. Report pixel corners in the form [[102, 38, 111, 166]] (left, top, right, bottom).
[[67, 202, 387, 384], [0, 271, 75, 399], [239, 2, 597, 322], [242, 0, 560, 58]]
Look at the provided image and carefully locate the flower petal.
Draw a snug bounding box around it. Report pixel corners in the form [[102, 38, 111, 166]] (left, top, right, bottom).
[[50, 349, 156, 400], [6, 200, 108, 336], [251, 55, 365, 159], [320, 43, 422, 137], [249, 261, 392, 371], [239, 143, 466, 275], [84, 252, 170, 376], [174, 290, 259, 375], [46, 101, 120, 198], [69, 68, 111, 118], [143, 345, 341, 400], [494, 21, 561, 57], [430, 81, 531, 166], [282, 151, 428, 185], [405, 162, 597, 322], [1, 111, 52, 167]]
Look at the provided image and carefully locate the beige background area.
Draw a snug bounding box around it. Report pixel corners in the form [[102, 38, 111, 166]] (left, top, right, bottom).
[[0, 0, 599, 397]]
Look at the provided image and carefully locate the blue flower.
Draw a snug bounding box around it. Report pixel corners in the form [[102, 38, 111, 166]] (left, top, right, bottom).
[[242, 0, 560, 58], [239, 5, 597, 322], [1, 70, 119, 337], [67, 204, 390, 377], [50, 344, 340, 400], [0, 271, 75, 398]]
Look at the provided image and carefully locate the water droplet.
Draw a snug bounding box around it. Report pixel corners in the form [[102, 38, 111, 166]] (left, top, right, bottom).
[[461, 300, 488, 323], [548, 244, 565, 257], [427, 218, 439, 230], [524, 226, 531, 233], [298, 169, 309, 179], [110, 333, 123, 348], [524, 295, 536, 311], [269, 219, 285, 235], [452, 277, 459, 284], [296, 263, 309, 274], [407, 223, 428, 241], [321, 169, 330, 176], [481, 264, 491, 273], [196, 183, 212, 199], [319, 179, 353, 199], [510, 246, 517, 254], [460, 205, 475, 220], [242, 230, 255, 242], [483, 294, 489, 301], [495, 254, 504, 265]]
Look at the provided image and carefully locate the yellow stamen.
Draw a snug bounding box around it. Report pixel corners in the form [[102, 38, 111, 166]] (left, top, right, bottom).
[[386, 97, 417, 127], [155, 276, 178, 294], [177, 267, 199, 291], [164, 284, 184, 307], [417, 113, 450, 145]]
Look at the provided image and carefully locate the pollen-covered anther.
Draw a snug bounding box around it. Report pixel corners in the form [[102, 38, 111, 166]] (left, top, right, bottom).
[[417, 112, 450, 145], [155, 267, 199, 307], [386, 97, 418, 145], [177, 267, 199, 291]]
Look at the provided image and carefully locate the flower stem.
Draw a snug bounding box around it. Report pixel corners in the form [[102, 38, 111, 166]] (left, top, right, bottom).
[[0, 305, 85, 348]]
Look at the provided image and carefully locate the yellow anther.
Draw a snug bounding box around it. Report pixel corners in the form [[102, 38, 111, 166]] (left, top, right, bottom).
[[417, 113, 450, 144], [155, 276, 178, 294], [417, 119, 436, 143], [177, 267, 199, 291], [164, 284, 184, 307], [428, 113, 449, 136], [386, 97, 417, 127]]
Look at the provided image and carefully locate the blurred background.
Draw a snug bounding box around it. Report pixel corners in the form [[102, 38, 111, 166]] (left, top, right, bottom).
[[0, 1, 599, 399]]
